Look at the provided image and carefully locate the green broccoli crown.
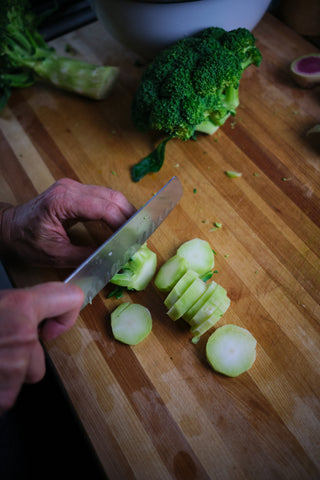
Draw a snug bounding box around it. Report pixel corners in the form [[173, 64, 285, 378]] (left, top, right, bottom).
[[132, 26, 262, 141], [218, 27, 262, 69]]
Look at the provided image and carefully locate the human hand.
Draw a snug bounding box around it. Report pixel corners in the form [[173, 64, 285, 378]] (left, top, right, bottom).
[[0, 282, 84, 415], [0, 178, 135, 267]]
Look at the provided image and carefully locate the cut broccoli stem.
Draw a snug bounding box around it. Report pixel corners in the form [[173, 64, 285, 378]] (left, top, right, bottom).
[[110, 243, 157, 291], [1, 4, 119, 110], [177, 239, 215, 277], [183, 280, 218, 323], [154, 254, 187, 293], [191, 310, 223, 343], [16, 52, 119, 100], [164, 270, 199, 309], [206, 325, 257, 377], [167, 277, 207, 321], [155, 239, 215, 296], [131, 136, 172, 182], [190, 296, 231, 342], [189, 285, 229, 328], [111, 303, 152, 345]]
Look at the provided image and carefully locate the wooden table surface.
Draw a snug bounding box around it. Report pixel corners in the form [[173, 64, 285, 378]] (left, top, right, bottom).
[[1, 12, 319, 480]]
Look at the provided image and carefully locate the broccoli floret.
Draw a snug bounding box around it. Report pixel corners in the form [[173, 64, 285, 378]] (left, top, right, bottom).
[[131, 26, 262, 182], [0, 0, 119, 110], [217, 27, 262, 70]]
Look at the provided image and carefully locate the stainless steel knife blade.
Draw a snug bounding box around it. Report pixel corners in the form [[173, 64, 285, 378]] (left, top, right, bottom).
[[64, 176, 183, 308]]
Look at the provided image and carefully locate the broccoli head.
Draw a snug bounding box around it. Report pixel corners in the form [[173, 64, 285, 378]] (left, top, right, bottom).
[[131, 26, 262, 181]]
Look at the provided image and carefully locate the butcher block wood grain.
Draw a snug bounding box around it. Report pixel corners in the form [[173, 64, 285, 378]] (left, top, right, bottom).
[[0, 12, 319, 480]]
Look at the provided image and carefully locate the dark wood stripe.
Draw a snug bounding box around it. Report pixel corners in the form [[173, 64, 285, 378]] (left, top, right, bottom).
[[0, 129, 38, 203], [218, 191, 320, 303], [224, 121, 320, 228]]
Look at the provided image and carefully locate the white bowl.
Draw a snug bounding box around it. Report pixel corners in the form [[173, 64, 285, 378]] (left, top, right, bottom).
[[90, 0, 271, 58]]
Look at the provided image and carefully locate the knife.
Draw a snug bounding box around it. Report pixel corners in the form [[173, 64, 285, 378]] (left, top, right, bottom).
[[64, 176, 183, 309]]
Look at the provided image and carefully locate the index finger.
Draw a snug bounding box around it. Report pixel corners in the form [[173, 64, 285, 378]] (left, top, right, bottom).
[[61, 181, 136, 228]]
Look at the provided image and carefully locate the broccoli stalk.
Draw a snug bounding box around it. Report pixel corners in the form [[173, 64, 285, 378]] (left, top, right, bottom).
[[0, 1, 119, 110], [196, 85, 240, 134], [109, 243, 157, 293], [131, 27, 262, 182]]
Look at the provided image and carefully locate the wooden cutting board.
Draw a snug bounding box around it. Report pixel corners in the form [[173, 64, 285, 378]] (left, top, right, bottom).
[[0, 12, 319, 480]]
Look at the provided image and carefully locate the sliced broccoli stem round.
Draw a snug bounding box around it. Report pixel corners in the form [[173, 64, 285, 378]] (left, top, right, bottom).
[[111, 303, 152, 346]]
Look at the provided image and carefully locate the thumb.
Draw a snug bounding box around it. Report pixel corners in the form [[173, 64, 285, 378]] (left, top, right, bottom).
[[29, 282, 84, 340], [30, 282, 84, 321]]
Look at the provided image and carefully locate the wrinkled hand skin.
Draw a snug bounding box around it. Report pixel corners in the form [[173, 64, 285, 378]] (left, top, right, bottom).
[[0, 178, 135, 267], [0, 282, 84, 415]]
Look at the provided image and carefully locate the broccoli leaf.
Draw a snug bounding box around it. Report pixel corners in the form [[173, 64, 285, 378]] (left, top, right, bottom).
[[131, 136, 172, 182]]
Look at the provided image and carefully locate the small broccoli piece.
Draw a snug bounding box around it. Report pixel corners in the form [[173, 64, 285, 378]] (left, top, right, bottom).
[[0, 0, 119, 110], [131, 26, 262, 181]]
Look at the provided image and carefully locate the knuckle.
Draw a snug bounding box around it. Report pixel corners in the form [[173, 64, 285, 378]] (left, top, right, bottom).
[[54, 177, 78, 189], [105, 201, 121, 220], [108, 189, 126, 205], [45, 178, 77, 204]]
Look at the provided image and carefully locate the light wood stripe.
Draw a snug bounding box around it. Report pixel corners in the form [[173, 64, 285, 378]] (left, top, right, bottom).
[[0, 107, 55, 193]]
